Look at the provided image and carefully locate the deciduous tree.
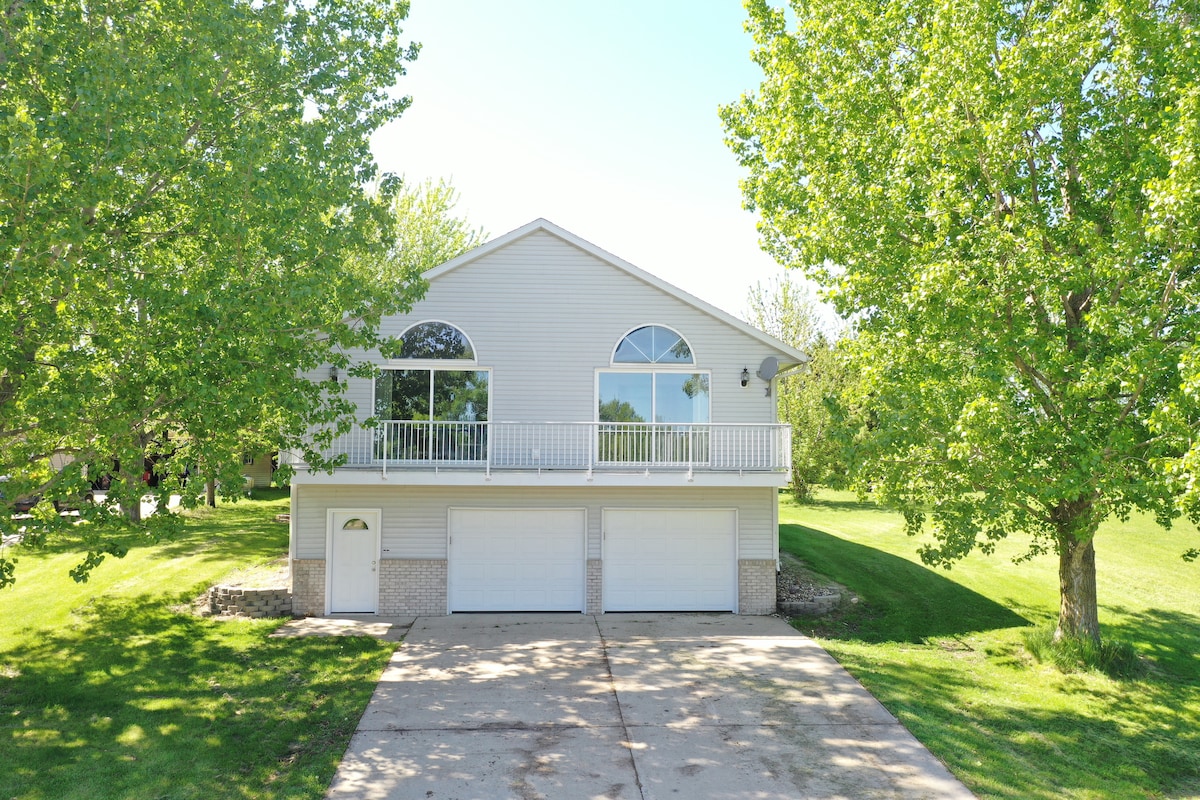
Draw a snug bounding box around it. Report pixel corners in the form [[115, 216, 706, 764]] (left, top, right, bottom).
[[723, 0, 1200, 643], [0, 0, 421, 584], [746, 278, 851, 501], [387, 177, 488, 277]]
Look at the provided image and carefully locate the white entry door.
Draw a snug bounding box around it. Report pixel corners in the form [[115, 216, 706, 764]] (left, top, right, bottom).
[[448, 508, 586, 611], [603, 508, 737, 612], [327, 509, 381, 613]]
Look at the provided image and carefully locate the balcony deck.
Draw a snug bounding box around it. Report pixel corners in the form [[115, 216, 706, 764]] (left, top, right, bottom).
[[283, 421, 791, 487]]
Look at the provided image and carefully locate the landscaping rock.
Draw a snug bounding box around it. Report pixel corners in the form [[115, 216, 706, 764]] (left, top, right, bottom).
[[207, 584, 293, 619], [776, 553, 847, 616]]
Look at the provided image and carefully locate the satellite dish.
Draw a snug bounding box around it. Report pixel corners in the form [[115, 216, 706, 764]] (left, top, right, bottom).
[[757, 357, 780, 381]]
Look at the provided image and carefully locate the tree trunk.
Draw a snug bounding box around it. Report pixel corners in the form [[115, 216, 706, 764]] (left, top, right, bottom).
[[126, 478, 143, 523], [1054, 515, 1100, 645], [206, 480, 217, 508]]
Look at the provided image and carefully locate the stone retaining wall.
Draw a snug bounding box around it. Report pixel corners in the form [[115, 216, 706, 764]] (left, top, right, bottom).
[[209, 586, 293, 618], [777, 595, 842, 616]]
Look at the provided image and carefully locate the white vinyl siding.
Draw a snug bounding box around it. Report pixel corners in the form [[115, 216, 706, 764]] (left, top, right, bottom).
[[293, 484, 776, 562], [333, 230, 792, 427]]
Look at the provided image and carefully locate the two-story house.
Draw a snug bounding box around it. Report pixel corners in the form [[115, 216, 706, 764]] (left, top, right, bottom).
[[285, 219, 807, 617]]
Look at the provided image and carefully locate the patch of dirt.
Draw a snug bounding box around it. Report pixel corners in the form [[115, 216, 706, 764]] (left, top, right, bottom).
[[219, 556, 290, 589]]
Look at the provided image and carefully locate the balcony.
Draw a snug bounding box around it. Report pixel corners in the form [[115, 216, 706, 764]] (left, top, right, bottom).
[[283, 421, 791, 480]]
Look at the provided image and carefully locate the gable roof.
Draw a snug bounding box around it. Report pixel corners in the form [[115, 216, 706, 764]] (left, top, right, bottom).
[[424, 218, 810, 367]]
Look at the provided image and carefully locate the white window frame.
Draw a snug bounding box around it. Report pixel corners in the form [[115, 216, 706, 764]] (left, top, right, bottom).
[[609, 323, 695, 365], [388, 319, 481, 365], [372, 365, 494, 423]]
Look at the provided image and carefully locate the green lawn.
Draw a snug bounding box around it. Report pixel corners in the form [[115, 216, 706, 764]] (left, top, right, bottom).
[[0, 491, 395, 800], [781, 490, 1200, 800]]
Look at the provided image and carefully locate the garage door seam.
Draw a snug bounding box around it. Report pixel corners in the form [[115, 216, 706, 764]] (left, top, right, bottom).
[[593, 615, 647, 800]]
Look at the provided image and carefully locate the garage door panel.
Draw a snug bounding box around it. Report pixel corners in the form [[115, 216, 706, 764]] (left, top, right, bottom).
[[604, 509, 736, 612], [449, 508, 585, 612]]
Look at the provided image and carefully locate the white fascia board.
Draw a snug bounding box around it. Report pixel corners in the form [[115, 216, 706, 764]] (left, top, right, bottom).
[[288, 468, 788, 489], [422, 218, 810, 366]]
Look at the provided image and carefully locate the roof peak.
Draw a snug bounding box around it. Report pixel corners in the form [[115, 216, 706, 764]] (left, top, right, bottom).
[[423, 218, 809, 366]]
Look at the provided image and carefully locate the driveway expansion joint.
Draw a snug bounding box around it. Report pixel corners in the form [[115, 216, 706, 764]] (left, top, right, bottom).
[[362, 723, 628, 733], [595, 614, 648, 800]]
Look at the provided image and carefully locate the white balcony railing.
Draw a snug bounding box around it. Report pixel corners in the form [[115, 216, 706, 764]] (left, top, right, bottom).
[[284, 421, 791, 473]]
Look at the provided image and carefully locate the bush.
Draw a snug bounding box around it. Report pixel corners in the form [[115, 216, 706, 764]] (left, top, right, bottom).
[[1022, 625, 1145, 678]]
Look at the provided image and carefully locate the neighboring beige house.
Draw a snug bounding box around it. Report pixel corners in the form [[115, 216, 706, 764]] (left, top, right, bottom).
[[284, 219, 807, 617], [241, 453, 275, 489]]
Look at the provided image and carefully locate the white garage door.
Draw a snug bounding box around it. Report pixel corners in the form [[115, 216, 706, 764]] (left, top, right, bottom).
[[448, 508, 586, 612], [603, 508, 737, 612]]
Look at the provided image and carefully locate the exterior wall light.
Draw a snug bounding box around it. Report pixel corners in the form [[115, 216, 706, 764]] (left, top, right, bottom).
[[740, 367, 750, 387], [329, 366, 339, 383]]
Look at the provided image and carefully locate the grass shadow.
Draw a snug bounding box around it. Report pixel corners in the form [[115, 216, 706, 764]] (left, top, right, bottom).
[[781, 523, 1029, 642], [150, 504, 288, 565], [832, 650, 1200, 799], [5, 494, 288, 562], [791, 493, 887, 514], [1101, 606, 1200, 679], [0, 593, 392, 800]]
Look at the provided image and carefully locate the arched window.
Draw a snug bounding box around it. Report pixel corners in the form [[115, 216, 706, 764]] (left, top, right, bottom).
[[599, 325, 709, 429], [342, 518, 369, 530], [392, 321, 475, 360], [613, 325, 693, 364], [375, 321, 489, 462]]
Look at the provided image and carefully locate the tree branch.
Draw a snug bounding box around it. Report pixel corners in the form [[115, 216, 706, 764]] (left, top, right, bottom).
[[1013, 353, 1063, 421]]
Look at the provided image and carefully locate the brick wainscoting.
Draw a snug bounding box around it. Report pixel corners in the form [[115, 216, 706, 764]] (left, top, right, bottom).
[[738, 559, 778, 615], [586, 559, 603, 614], [378, 559, 448, 616], [290, 559, 326, 616]]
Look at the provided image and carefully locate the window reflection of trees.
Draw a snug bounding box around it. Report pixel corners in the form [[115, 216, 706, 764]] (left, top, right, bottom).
[[390, 321, 474, 359], [374, 368, 489, 462], [597, 369, 710, 465], [375, 321, 487, 461], [613, 325, 693, 364]]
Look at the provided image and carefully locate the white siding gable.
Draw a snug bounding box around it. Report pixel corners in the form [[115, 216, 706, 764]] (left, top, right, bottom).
[[341, 221, 805, 426]]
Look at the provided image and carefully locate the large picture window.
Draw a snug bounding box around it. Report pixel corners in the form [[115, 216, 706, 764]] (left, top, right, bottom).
[[375, 369, 490, 423], [599, 326, 709, 464], [597, 372, 710, 425], [375, 322, 489, 461]]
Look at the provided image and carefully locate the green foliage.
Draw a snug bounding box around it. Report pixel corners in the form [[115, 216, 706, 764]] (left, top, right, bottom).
[[1021, 625, 1143, 678], [387, 177, 488, 276], [746, 277, 852, 501], [0, 0, 425, 583], [724, 0, 1200, 641], [598, 399, 646, 423]]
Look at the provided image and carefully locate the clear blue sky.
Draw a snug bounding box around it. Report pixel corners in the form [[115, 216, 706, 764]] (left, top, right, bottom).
[[370, 1, 789, 318]]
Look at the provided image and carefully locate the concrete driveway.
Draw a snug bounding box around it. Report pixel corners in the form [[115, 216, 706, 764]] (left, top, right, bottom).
[[325, 613, 974, 800]]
